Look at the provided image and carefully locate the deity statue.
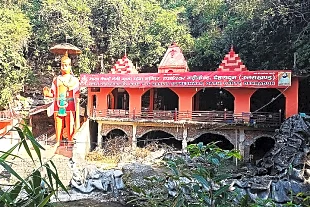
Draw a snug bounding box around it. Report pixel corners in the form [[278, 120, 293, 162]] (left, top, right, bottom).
[[43, 52, 79, 145]]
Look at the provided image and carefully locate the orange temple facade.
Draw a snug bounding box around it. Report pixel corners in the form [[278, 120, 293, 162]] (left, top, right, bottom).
[[81, 44, 298, 122], [80, 44, 299, 160]]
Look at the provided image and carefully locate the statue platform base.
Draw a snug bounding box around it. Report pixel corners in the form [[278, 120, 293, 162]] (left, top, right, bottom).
[[54, 141, 74, 158]]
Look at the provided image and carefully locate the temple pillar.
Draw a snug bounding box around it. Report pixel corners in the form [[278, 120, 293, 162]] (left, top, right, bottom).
[[109, 93, 115, 109], [280, 77, 299, 119], [244, 143, 251, 162], [226, 88, 256, 114], [112, 89, 118, 109], [87, 88, 93, 116], [97, 122, 102, 149], [132, 124, 137, 149], [75, 97, 80, 132], [182, 127, 188, 152], [238, 129, 245, 158], [171, 88, 198, 120], [149, 88, 154, 111], [96, 88, 113, 116], [126, 88, 145, 118], [194, 91, 200, 111]]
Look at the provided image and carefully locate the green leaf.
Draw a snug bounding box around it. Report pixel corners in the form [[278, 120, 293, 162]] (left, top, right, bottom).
[[22, 123, 45, 165], [48, 161, 69, 194], [0, 188, 13, 205], [0, 162, 29, 188], [227, 150, 241, 159], [37, 191, 55, 207], [213, 174, 230, 182], [193, 174, 210, 190], [45, 163, 54, 190], [0, 143, 21, 161], [210, 157, 220, 166], [22, 124, 45, 149], [213, 185, 230, 197], [173, 192, 185, 207], [21, 137, 34, 163], [7, 181, 23, 202], [167, 160, 179, 176], [32, 170, 42, 195], [131, 185, 146, 195]]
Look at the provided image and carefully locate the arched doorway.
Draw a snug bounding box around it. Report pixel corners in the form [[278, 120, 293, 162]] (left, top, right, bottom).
[[141, 88, 179, 119], [108, 88, 129, 110], [141, 88, 179, 111], [155, 88, 178, 110], [250, 137, 275, 162], [188, 133, 234, 150], [250, 89, 285, 119], [100, 129, 129, 149], [193, 88, 234, 111], [138, 130, 182, 150]]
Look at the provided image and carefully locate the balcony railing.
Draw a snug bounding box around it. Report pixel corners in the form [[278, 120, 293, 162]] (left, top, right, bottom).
[[0, 110, 13, 120], [90, 109, 282, 127]]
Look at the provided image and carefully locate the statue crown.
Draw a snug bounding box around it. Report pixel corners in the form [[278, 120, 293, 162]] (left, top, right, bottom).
[[61, 51, 71, 63]]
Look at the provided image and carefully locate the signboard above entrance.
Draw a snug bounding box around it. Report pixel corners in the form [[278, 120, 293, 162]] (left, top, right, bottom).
[[80, 71, 292, 88]]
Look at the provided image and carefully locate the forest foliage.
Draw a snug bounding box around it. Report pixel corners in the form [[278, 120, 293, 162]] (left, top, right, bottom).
[[0, 0, 310, 108]]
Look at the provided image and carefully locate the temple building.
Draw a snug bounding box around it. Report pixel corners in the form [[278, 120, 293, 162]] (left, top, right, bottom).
[[80, 43, 298, 161]]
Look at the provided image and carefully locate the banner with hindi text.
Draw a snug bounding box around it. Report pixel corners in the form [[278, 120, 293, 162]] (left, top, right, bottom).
[[80, 70, 292, 88]]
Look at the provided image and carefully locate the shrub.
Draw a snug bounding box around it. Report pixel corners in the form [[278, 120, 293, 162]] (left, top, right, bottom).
[[128, 142, 241, 207], [0, 124, 67, 206]]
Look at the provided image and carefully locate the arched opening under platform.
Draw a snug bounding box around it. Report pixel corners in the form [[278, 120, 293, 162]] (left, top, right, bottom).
[[250, 136, 275, 162], [99, 129, 129, 152], [105, 129, 128, 139], [138, 130, 182, 150], [188, 133, 234, 150]]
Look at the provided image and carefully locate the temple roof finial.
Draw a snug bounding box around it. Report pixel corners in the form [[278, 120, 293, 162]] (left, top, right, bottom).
[[230, 45, 234, 52], [217, 46, 247, 72]]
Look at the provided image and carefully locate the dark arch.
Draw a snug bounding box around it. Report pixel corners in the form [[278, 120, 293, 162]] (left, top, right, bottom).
[[250, 89, 285, 118], [138, 130, 182, 150], [106, 128, 128, 139], [108, 88, 129, 110], [188, 133, 234, 150], [141, 88, 179, 111], [193, 88, 234, 111], [250, 136, 275, 162], [100, 129, 129, 149]]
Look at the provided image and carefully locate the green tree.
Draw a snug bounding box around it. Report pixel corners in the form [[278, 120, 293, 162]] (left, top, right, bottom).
[[128, 142, 241, 207], [0, 7, 31, 109], [23, 0, 95, 75], [90, 0, 193, 73], [0, 124, 67, 206]]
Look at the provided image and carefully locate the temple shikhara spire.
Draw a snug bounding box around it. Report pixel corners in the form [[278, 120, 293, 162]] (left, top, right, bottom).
[[217, 46, 247, 71], [158, 42, 189, 73], [110, 55, 138, 74]]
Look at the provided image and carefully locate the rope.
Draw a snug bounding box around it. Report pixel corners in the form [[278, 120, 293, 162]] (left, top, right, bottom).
[[208, 86, 290, 131]]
